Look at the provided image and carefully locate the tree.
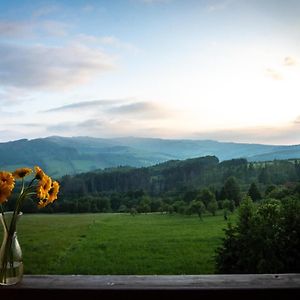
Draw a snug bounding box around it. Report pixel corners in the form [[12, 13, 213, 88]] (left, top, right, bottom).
[[215, 197, 300, 273], [222, 176, 242, 206], [137, 195, 151, 213], [222, 199, 235, 213], [189, 200, 205, 220], [173, 200, 187, 214], [198, 188, 216, 208], [207, 199, 218, 216], [237, 196, 255, 234], [258, 167, 271, 184], [247, 182, 262, 201]]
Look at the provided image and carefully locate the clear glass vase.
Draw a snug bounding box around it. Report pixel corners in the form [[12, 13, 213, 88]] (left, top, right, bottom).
[[0, 211, 23, 285]]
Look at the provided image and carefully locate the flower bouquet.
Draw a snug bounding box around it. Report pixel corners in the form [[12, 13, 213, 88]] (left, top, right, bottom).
[[0, 166, 59, 285]]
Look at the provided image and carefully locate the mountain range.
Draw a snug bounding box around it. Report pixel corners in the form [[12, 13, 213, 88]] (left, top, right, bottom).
[[1, 136, 300, 177]]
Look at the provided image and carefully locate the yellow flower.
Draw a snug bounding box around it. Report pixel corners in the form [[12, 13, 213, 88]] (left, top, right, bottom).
[[34, 166, 45, 180], [0, 171, 15, 189], [36, 175, 52, 200], [0, 171, 15, 203], [37, 198, 49, 208], [0, 185, 13, 204], [48, 181, 60, 203], [12, 168, 33, 179]]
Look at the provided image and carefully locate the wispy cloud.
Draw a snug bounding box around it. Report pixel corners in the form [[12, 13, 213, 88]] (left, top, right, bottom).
[[41, 98, 177, 138], [39, 20, 70, 37], [0, 21, 34, 38], [108, 102, 169, 119], [76, 34, 139, 53], [0, 42, 115, 91], [45, 98, 172, 120], [44, 100, 122, 112], [0, 20, 70, 38]]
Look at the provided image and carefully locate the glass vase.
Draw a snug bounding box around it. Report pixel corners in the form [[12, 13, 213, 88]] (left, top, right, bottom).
[[0, 211, 23, 285]]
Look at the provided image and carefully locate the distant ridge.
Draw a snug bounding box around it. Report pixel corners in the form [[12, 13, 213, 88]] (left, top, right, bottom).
[[1, 136, 300, 177]]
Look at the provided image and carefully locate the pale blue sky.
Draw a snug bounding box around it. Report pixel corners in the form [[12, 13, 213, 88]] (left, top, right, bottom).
[[0, 0, 300, 144]]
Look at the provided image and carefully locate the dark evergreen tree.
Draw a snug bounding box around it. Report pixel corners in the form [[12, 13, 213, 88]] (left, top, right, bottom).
[[247, 182, 262, 201], [222, 176, 242, 206]]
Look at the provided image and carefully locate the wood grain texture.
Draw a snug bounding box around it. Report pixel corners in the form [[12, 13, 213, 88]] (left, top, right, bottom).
[[1, 274, 299, 290], [1, 274, 299, 300]]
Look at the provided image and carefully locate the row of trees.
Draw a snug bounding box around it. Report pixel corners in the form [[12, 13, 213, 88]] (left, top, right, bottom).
[[59, 157, 300, 198], [5, 157, 299, 216], [9, 173, 298, 216]]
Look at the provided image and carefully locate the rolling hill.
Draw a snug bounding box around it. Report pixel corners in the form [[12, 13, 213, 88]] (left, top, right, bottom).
[[1, 136, 300, 177]]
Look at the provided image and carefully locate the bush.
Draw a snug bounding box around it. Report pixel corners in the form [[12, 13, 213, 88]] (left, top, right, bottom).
[[215, 197, 300, 273]]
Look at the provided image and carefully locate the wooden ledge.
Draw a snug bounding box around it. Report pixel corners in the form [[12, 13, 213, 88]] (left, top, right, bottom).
[[1, 274, 300, 299], [5, 274, 300, 290]]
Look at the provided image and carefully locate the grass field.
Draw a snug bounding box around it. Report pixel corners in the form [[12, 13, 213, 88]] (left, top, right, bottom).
[[8, 212, 235, 275]]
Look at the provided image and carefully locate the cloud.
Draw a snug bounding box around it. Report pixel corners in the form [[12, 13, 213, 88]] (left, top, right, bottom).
[[0, 87, 34, 106], [0, 42, 115, 91], [76, 34, 139, 53], [265, 68, 283, 80], [108, 102, 169, 119], [0, 20, 70, 38], [45, 116, 172, 138], [45, 98, 171, 120], [45, 118, 129, 137], [44, 100, 122, 112], [0, 21, 34, 37], [39, 20, 70, 37], [284, 56, 297, 66], [41, 99, 175, 138], [193, 121, 300, 145]]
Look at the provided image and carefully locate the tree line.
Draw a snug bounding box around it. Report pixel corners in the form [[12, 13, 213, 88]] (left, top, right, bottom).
[[5, 156, 300, 214]]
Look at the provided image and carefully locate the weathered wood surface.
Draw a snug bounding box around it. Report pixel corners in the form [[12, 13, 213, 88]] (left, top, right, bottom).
[[2, 274, 300, 290]]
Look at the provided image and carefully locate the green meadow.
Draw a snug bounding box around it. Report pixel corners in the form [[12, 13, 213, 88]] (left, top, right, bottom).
[[10, 213, 233, 275]]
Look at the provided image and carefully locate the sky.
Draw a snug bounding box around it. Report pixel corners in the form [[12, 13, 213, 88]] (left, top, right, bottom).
[[0, 0, 300, 144]]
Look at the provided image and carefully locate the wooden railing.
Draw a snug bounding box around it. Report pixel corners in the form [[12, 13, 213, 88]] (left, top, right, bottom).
[[1, 274, 300, 299]]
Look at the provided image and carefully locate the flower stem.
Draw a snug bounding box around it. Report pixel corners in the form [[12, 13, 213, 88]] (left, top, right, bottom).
[[0, 205, 8, 233]]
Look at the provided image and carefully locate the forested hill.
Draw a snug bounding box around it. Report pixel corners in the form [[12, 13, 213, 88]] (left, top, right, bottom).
[[60, 156, 300, 198], [2, 136, 300, 177], [8, 155, 299, 214]]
